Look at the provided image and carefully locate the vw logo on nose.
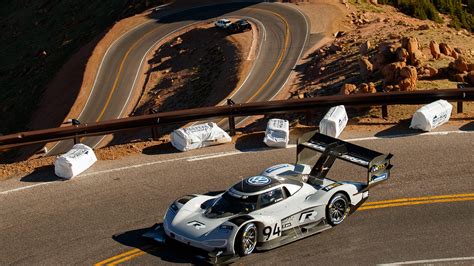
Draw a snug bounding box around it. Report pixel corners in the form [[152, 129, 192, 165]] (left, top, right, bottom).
[[246, 176, 271, 186]]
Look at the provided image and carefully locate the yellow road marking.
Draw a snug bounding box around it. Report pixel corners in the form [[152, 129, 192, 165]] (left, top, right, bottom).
[[94, 248, 144, 266], [95, 26, 164, 122], [359, 197, 474, 211], [362, 193, 474, 206], [246, 10, 289, 102], [95, 192, 473, 265]]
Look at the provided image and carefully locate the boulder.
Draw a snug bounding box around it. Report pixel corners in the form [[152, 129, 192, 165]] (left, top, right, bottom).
[[400, 66, 418, 80], [396, 47, 409, 62], [359, 57, 373, 79], [451, 51, 459, 59], [399, 78, 416, 91], [467, 71, 474, 85], [382, 62, 406, 84], [341, 83, 357, 95], [359, 83, 369, 93], [410, 50, 425, 66], [454, 47, 464, 54], [423, 66, 438, 77], [369, 82, 377, 93], [360, 40, 371, 55], [399, 66, 418, 91], [402, 37, 419, 55], [453, 55, 469, 73], [468, 63, 474, 72], [429, 40, 441, 59], [439, 43, 454, 57], [451, 73, 466, 82], [418, 24, 430, 30]]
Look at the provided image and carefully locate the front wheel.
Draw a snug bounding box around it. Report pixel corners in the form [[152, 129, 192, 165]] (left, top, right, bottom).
[[235, 223, 257, 256], [326, 193, 350, 226]]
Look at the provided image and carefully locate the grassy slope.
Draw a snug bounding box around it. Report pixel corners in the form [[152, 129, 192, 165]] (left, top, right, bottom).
[[0, 0, 164, 135]]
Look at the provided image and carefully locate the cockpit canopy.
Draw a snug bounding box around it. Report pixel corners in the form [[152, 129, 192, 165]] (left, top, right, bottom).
[[204, 175, 302, 218]]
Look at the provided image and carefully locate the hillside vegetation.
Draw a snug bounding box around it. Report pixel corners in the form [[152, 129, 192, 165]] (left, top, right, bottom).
[[0, 0, 165, 135], [378, 0, 474, 31]]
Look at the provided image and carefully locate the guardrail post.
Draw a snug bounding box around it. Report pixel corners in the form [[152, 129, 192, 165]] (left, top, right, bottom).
[[227, 99, 236, 136], [72, 119, 81, 144], [151, 118, 160, 140], [381, 105, 388, 119], [457, 83, 464, 113]]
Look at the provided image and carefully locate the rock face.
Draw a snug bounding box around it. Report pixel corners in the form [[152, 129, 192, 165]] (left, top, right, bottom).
[[430, 41, 441, 59], [439, 43, 454, 57], [359, 57, 373, 79], [341, 83, 357, 95], [360, 40, 371, 55], [422, 66, 438, 78]]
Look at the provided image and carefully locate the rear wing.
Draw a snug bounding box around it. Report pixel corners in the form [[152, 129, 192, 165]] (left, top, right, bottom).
[[297, 132, 393, 188]]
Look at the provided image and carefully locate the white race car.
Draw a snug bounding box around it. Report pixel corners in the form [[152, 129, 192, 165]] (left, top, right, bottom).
[[144, 132, 393, 263], [214, 18, 232, 29]]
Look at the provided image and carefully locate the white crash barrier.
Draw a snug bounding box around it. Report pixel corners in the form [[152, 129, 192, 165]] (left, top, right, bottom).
[[263, 119, 290, 148], [319, 105, 348, 138], [410, 100, 452, 131], [54, 144, 97, 179], [170, 122, 231, 152]]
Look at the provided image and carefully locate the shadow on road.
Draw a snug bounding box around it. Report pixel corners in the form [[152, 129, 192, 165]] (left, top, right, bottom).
[[142, 142, 180, 155], [459, 121, 474, 131], [113, 224, 211, 264], [20, 165, 64, 183], [374, 119, 422, 138]]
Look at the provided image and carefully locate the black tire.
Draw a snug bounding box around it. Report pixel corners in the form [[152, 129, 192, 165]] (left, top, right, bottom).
[[326, 193, 350, 226], [235, 223, 258, 256]]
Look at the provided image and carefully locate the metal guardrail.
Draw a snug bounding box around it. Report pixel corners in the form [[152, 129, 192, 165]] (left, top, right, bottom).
[[0, 88, 473, 151]]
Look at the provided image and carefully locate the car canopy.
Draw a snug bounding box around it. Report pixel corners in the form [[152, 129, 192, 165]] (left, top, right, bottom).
[[296, 132, 393, 188]]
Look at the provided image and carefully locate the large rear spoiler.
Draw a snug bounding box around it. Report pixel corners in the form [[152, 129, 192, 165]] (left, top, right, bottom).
[[297, 132, 393, 188]]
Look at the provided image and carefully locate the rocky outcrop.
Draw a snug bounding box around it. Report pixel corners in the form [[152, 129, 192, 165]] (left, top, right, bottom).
[[420, 66, 438, 78], [430, 40, 441, 59]]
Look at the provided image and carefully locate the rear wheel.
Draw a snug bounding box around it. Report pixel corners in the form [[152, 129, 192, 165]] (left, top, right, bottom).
[[235, 223, 257, 256], [326, 193, 350, 226]]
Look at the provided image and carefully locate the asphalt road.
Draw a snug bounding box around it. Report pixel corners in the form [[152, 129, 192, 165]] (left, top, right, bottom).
[[47, 2, 309, 155], [1, 131, 473, 265]]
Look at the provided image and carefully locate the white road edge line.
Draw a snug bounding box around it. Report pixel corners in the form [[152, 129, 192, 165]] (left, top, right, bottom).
[[93, 21, 202, 149], [1, 130, 472, 195], [236, 3, 309, 126], [47, 20, 155, 155], [378, 256, 474, 265]]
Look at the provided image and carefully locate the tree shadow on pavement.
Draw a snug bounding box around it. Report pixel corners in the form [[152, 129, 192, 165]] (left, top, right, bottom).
[[20, 165, 64, 183], [112, 224, 210, 265]]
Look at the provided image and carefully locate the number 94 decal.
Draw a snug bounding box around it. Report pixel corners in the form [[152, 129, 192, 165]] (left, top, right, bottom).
[[262, 223, 281, 240]]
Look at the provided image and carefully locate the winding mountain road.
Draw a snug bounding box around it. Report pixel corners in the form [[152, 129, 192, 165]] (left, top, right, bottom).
[[48, 2, 309, 155]]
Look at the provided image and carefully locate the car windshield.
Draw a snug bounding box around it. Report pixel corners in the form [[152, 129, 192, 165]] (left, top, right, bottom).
[[205, 191, 258, 218]]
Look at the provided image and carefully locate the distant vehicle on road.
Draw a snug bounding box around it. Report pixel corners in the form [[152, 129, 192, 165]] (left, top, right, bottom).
[[143, 132, 393, 263], [215, 18, 232, 29], [227, 19, 252, 33]]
